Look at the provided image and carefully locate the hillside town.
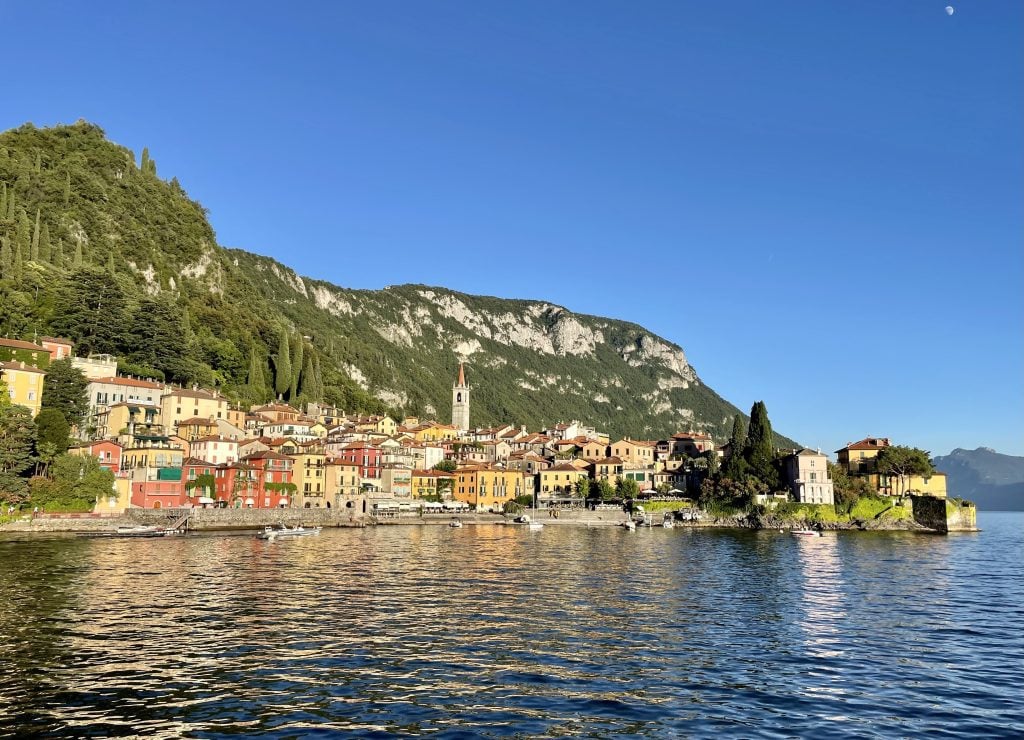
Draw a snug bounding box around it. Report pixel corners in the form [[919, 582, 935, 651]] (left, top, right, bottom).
[[1, 336, 950, 517]]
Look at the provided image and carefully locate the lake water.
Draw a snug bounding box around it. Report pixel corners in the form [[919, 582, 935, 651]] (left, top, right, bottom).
[[1, 513, 1022, 738]]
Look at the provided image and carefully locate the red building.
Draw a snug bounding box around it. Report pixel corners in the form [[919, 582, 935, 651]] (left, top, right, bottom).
[[69, 440, 123, 474], [130, 469, 186, 509], [214, 451, 295, 508], [335, 442, 381, 481]]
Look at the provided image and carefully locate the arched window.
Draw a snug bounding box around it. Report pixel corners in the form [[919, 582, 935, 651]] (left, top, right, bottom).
[[457, 393, 462, 402]]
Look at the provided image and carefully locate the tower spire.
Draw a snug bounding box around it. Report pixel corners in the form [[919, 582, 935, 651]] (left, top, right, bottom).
[[457, 362, 466, 387]]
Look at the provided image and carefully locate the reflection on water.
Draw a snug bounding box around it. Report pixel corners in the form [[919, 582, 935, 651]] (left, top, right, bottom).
[[1, 515, 1022, 738]]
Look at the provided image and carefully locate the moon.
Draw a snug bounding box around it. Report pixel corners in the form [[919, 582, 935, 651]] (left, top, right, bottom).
[[945, 5, 955, 15]]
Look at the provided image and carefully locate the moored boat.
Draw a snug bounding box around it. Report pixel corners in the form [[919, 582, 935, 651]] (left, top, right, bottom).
[[258, 524, 322, 540], [449, 518, 463, 528], [791, 528, 822, 537], [622, 519, 636, 531]]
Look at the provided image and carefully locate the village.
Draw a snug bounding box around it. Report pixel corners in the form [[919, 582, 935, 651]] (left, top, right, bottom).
[[1, 335, 952, 520]]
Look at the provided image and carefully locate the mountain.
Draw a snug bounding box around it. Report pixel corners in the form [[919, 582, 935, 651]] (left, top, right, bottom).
[[933, 448, 1024, 511], [0, 120, 796, 444]]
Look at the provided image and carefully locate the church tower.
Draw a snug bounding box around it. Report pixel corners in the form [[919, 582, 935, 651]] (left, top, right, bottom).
[[452, 362, 470, 431]]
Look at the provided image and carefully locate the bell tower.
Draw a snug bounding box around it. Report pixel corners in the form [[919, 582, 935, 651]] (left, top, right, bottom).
[[452, 362, 470, 431]]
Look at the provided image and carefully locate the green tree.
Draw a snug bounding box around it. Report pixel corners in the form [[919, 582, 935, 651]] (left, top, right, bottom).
[[50, 267, 129, 356], [743, 401, 779, 489], [875, 446, 935, 498], [38, 222, 51, 263], [0, 401, 36, 487], [0, 236, 10, 276], [721, 414, 749, 480], [247, 344, 265, 391], [273, 328, 291, 400], [63, 170, 71, 206], [595, 478, 615, 501], [290, 337, 303, 400], [72, 240, 83, 267], [53, 237, 64, 266], [128, 297, 190, 381], [14, 207, 30, 261], [432, 459, 458, 473], [35, 408, 70, 453], [40, 358, 90, 429], [616, 476, 640, 500], [574, 476, 591, 500], [30, 208, 40, 262]]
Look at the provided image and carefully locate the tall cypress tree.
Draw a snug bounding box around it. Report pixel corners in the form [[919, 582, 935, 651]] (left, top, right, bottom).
[[273, 329, 291, 400], [54, 238, 65, 267], [721, 413, 749, 481], [4, 188, 14, 219], [743, 401, 778, 488], [290, 338, 303, 400], [30, 209, 40, 262], [0, 236, 11, 277], [38, 223, 51, 263], [247, 345, 265, 391], [106, 250, 116, 275], [63, 171, 71, 206], [73, 241, 83, 267], [14, 208, 30, 257], [0, 182, 6, 217]]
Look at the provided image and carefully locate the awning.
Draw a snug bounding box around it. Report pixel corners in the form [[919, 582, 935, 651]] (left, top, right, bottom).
[[198, 497, 215, 504]]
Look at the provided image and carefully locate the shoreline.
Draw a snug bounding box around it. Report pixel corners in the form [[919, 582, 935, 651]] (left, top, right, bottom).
[[0, 508, 977, 535]]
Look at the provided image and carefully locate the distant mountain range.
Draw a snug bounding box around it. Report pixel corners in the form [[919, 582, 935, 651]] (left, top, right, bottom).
[[934, 448, 1024, 511]]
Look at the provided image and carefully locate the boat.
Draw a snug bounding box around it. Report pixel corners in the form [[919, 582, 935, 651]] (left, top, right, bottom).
[[528, 521, 544, 531], [791, 528, 823, 537], [85, 525, 183, 539], [449, 518, 463, 528], [622, 520, 636, 531], [662, 515, 675, 529], [258, 524, 322, 540]]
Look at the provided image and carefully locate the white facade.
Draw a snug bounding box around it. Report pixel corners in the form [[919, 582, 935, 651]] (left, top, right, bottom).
[[785, 449, 835, 505], [451, 362, 470, 432]]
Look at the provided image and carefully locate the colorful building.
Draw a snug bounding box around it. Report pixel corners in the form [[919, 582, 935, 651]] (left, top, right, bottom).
[[0, 360, 45, 416], [453, 466, 528, 511]]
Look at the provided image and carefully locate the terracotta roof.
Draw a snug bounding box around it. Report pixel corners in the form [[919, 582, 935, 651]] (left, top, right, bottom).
[[40, 336, 74, 345], [90, 376, 163, 389], [838, 437, 891, 453], [166, 387, 220, 401], [547, 463, 582, 472], [178, 417, 216, 426], [594, 456, 625, 465], [0, 361, 46, 374], [192, 435, 237, 444], [242, 450, 294, 461], [0, 338, 46, 351], [457, 362, 466, 386]]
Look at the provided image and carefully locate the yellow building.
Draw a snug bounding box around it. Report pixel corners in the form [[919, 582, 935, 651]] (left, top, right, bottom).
[[837, 437, 947, 498], [610, 439, 656, 466], [539, 463, 587, 496], [835, 437, 891, 475], [593, 456, 625, 484], [161, 388, 229, 432], [326, 460, 362, 501], [453, 466, 529, 511], [295, 450, 328, 507], [1, 361, 46, 417], [411, 469, 455, 499], [96, 402, 164, 443], [410, 422, 461, 443]]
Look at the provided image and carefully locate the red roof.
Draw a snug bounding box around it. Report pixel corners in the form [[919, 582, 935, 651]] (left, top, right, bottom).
[[839, 437, 891, 453], [0, 338, 46, 351]]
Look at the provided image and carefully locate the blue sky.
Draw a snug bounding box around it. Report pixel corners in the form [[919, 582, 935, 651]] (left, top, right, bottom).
[[3, 1, 1021, 456]]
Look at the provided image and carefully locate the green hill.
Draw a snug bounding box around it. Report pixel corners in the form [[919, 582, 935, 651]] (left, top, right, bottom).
[[0, 120, 795, 444]]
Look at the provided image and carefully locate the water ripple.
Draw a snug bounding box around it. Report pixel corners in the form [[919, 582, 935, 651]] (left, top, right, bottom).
[[0, 514, 1022, 737]]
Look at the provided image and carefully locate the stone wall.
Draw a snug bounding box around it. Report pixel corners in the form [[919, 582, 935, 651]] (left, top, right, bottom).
[[911, 495, 978, 532], [126, 507, 366, 530]]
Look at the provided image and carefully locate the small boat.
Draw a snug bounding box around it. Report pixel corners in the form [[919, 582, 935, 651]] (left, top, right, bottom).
[[662, 515, 675, 529], [449, 518, 463, 528], [258, 524, 322, 540], [528, 521, 544, 531], [622, 520, 636, 531], [791, 528, 822, 537]]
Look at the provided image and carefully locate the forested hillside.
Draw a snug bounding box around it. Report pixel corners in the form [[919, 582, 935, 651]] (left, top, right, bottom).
[[0, 121, 795, 444]]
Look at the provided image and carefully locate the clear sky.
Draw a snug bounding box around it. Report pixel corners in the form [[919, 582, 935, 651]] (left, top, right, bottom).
[[3, 1, 1021, 456]]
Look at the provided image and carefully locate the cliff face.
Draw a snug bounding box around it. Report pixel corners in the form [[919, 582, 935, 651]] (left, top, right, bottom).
[[0, 120, 795, 443]]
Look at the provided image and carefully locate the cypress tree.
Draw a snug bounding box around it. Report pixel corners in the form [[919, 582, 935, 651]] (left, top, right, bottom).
[[274, 329, 291, 400], [106, 249, 116, 275], [0, 236, 11, 277], [30, 209, 40, 262], [140, 147, 150, 174], [12, 237, 23, 279], [73, 241, 83, 267], [247, 345, 265, 390], [38, 223, 51, 263], [0, 182, 6, 217], [290, 338, 303, 399], [743, 401, 778, 488], [4, 189, 13, 219], [54, 238, 65, 267], [63, 171, 71, 206], [721, 413, 749, 480], [15, 208, 30, 257]]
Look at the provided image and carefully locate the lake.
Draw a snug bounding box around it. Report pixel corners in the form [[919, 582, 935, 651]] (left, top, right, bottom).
[[1, 512, 1022, 738]]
